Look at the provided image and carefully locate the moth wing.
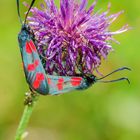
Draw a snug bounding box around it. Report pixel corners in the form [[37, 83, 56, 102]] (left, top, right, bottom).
[[22, 39, 49, 94], [46, 75, 84, 95]]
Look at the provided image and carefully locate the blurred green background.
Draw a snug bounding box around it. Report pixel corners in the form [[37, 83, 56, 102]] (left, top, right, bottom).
[[0, 0, 140, 140]]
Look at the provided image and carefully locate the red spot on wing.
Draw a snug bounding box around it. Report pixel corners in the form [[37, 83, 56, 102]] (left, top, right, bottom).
[[27, 59, 39, 71], [29, 40, 37, 52], [58, 78, 64, 83], [36, 73, 45, 81], [33, 80, 40, 89], [34, 60, 39, 67], [25, 40, 37, 54], [27, 64, 35, 71], [32, 73, 45, 89], [71, 77, 82, 86], [57, 83, 63, 91], [57, 78, 64, 90], [47, 78, 51, 85], [26, 42, 32, 54]]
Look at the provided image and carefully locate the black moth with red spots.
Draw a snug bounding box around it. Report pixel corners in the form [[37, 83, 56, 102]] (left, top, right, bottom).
[[18, 24, 96, 95]]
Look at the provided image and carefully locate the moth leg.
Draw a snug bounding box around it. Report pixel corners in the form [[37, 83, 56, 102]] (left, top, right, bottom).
[[24, 92, 33, 106], [24, 88, 39, 106]]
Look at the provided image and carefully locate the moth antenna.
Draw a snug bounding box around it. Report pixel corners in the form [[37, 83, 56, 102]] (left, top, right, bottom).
[[17, 0, 36, 25], [24, 0, 36, 25], [98, 77, 130, 84], [97, 67, 131, 80], [17, 0, 22, 24]]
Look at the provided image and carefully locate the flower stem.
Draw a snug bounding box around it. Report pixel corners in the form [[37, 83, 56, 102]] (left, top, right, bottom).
[[15, 93, 38, 140]]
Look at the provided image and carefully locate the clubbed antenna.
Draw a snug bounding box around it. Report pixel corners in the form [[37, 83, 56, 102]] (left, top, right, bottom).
[[24, 0, 36, 25], [97, 67, 131, 84], [98, 77, 130, 84], [97, 67, 131, 80], [17, 0, 22, 24], [16, 0, 36, 25]]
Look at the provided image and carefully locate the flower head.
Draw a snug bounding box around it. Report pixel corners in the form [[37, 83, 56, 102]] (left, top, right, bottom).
[[27, 0, 128, 76]]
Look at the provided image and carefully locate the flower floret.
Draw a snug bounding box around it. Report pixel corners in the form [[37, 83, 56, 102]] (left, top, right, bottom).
[[27, 0, 128, 76]]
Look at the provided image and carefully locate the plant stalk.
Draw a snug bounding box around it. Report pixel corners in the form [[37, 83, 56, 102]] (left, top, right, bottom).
[[15, 93, 38, 140]]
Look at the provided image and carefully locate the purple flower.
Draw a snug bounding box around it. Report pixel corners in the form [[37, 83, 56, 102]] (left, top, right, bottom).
[[26, 0, 128, 76]]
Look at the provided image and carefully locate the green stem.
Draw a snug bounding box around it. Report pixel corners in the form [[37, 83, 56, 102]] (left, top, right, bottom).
[[15, 95, 38, 140]]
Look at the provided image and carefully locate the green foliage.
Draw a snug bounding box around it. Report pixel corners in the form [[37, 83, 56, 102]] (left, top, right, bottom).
[[0, 0, 139, 139]]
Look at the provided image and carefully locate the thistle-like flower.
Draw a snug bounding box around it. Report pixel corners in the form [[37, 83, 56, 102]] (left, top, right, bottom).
[[26, 0, 128, 76]]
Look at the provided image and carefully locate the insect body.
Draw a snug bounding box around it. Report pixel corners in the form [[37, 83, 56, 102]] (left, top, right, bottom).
[[18, 25, 96, 95]]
